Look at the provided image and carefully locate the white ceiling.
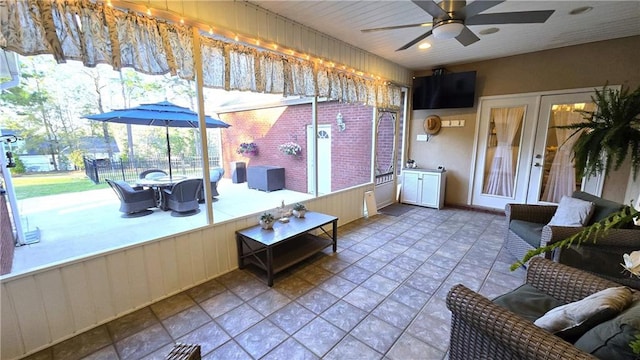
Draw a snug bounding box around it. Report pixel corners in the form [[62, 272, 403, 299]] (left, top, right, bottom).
[[250, 1, 640, 71]]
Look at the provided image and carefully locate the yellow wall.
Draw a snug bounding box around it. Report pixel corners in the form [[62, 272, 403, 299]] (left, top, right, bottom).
[[409, 36, 640, 205]]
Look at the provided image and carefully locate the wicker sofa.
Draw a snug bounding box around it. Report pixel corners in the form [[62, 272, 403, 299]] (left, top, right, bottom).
[[446, 257, 639, 360], [504, 191, 639, 288]]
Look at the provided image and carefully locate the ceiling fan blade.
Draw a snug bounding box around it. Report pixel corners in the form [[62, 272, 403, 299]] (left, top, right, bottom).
[[456, 26, 480, 46], [361, 23, 432, 33], [411, 0, 449, 19], [459, 1, 504, 18], [396, 30, 433, 51], [466, 10, 555, 25]]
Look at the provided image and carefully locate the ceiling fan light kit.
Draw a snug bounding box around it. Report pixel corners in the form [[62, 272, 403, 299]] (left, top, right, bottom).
[[432, 21, 465, 39], [362, 0, 555, 51]]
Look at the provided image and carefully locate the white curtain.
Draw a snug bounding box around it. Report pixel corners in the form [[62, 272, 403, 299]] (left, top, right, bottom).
[[483, 107, 525, 197], [542, 109, 582, 203]]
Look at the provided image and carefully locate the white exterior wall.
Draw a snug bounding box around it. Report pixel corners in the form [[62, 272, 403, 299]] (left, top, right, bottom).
[[0, 185, 372, 360]]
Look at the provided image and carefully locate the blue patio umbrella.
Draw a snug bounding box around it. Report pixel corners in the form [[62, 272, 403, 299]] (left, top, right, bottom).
[[84, 101, 230, 178]]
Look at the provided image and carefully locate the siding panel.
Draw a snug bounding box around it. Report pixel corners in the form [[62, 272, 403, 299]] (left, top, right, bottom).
[[36, 270, 73, 341], [125, 247, 150, 306], [1, 283, 24, 359], [62, 263, 95, 330], [85, 257, 115, 321], [5, 277, 50, 351], [106, 252, 131, 315], [143, 242, 165, 300]]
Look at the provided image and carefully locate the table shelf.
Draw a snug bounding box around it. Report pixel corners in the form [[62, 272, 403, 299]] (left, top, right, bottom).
[[241, 233, 333, 274]]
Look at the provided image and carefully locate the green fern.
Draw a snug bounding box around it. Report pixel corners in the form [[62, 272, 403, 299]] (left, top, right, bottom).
[[631, 332, 640, 356], [510, 206, 639, 271], [557, 85, 640, 180]]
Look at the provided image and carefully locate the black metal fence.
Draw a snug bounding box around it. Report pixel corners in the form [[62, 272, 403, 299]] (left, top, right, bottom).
[[84, 156, 221, 184]]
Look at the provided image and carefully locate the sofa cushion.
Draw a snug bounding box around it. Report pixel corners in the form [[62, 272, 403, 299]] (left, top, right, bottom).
[[575, 298, 640, 359], [493, 284, 564, 322], [572, 191, 624, 224], [509, 220, 545, 248], [534, 287, 633, 343], [548, 196, 595, 227]]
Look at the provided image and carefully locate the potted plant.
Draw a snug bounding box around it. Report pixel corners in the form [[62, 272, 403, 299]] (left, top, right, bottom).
[[559, 84, 640, 180], [259, 212, 275, 230], [278, 142, 302, 157], [292, 203, 307, 218], [237, 142, 258, 156]]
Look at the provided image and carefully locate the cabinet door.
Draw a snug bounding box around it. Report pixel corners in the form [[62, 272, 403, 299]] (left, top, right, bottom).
[[420, 173, 440, 207], [401, 172, 420, 204]]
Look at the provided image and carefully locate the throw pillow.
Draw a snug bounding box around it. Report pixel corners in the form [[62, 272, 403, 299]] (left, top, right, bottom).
[[534, 287, 633, 342], [547, 196, 595, 227]]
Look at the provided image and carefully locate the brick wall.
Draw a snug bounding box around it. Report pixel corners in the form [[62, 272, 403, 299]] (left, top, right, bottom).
[[1, 194, 14, 275], [220, 101, 373, 193]]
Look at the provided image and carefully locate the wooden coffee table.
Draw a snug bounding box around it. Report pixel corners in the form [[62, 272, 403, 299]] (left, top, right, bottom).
[[235, 212, 338, 286]]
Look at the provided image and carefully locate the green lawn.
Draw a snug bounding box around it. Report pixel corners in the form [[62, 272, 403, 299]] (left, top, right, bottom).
[[10, 172, 109, 200]]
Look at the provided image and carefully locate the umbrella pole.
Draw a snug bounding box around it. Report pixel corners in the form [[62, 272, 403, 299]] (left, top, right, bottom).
[[166, 125, 172, 180]]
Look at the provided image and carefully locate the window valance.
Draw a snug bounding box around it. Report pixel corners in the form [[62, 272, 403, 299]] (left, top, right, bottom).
[[0, 0, 402, 108]]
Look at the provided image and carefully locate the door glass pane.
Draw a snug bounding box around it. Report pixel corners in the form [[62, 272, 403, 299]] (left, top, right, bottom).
[[482, 106, 525, 197], [539, 102, 595, 202]]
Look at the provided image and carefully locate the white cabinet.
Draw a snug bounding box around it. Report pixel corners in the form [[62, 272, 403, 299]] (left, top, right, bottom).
[[401, 169, 446, 209]]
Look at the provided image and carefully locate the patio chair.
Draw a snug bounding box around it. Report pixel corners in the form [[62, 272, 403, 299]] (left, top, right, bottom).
[[106, 179, 157, 217], [198, 167, 225, 203], [447, 257, 639, 360], [162, 178, 202, 216], [139, 169, 167, 180]]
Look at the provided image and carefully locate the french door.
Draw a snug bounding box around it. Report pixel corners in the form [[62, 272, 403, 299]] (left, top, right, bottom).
[[471, 89, 604, 210], [526, 92, 601, 204]]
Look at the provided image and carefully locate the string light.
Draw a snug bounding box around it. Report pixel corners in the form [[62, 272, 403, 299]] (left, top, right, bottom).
[[130, 4, 387, 83], [106, 0, 113, 7]]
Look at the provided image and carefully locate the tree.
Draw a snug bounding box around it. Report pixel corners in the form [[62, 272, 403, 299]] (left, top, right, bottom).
[[83, 68, 114, 161], [0, 56, 93, 171]]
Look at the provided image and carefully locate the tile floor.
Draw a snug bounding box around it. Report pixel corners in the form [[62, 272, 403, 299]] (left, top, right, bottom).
[[22, 206, 526, 360]]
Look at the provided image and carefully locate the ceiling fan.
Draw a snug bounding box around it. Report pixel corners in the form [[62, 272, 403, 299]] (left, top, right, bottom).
[[361, 0, 555, 51]]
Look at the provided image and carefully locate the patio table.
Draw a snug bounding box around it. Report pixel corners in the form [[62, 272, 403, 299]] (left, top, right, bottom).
[[136, 175, 191, 209]]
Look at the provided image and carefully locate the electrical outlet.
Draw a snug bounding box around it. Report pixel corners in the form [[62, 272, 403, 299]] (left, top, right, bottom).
[[417, 134, 428, 141]]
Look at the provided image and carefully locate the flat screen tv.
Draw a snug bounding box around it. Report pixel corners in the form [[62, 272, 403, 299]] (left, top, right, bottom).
[[412, 71, 476, 109]]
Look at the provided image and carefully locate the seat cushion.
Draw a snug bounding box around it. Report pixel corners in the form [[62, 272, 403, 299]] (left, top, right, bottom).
[[493, 284, 564, 322], [575, 298, 640, 359], [572, 191, 624, 224], [509, 220, 545, 248]]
